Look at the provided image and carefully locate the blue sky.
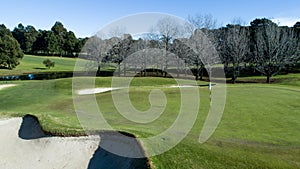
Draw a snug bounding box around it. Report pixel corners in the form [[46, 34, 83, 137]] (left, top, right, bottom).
[[0, 0, 299, 38]]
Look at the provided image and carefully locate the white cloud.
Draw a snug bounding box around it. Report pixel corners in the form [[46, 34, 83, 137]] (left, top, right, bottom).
[[271, 17, 300, 27]]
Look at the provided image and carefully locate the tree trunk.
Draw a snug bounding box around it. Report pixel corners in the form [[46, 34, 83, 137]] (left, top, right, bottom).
[[96, 65, 101, 76], [123, 62, 126, 77], [176, 59, 180, 78], [285, 65, 290, 74], [144, 63, 147, 77], [232, 65, 236, 84], [200, 63, 204, 80], [177, 65, 180, 78], [118, 63, 121, 77], [164, 65, 168, 78], [195, 63, 199, 80], [232, 75, 236, 84], [266, 75, 271, 83]]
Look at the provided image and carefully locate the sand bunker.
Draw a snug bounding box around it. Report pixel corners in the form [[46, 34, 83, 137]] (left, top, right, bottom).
[[169, 84, 198, 88], [0, 115, 150, 169], [77, 85, 199, 95], [0, 116, 99, 169], [0, 84, 16, 90], [77, 88, 120, 95]]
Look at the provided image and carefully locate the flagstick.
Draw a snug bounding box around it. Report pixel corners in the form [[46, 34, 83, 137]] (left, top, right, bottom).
[[209, 82, 212, 103]]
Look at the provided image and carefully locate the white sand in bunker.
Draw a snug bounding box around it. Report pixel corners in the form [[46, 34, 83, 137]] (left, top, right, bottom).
[[77, 85, 199, 95], [169, 85, 198, 88], [0, 117, 100, 169], [0, 84, 17, 90], [77, 88, 120, 95], [0, 115, 150, 169]]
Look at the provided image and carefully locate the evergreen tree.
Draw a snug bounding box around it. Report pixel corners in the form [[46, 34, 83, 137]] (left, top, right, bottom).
[[0, 24, 23, 69]]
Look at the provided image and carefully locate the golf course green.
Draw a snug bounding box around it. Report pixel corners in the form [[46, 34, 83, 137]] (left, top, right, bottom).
[[0, 55, 299, 168]]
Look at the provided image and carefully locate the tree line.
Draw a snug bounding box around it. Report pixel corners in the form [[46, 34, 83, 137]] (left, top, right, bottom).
[[82, 17, 300, 83], [1, 17, 300, 83], [215, 18, 300, 83], [0, 21, 87, 69], [12, 21, 87, 57]]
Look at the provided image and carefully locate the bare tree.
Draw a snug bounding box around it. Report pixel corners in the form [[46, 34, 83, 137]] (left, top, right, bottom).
[[252, 23, 299, 83], [108, 26, 127, 39], [188, 14, 218, 31], [110, 34, 133, 77], [231, 17, 247, 26], [185, 29, 221, 80], [187, 14, 219, 80], [170, 39, 196, 78], [128, 38, 149, 76], [188, 13, 219, 42], [153, 17, 186, 77], [81, 36, 118, 75], [218, 24, 250, 83], [127, 38, 172, 77]]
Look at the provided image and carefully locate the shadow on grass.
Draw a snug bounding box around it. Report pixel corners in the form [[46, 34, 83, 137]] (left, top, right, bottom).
[[34, 67, 47, 70], [0, 66, 10, 70]]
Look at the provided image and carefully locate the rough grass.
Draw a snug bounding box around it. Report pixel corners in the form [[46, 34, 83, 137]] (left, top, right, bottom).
[[0, 76, 299, 168]]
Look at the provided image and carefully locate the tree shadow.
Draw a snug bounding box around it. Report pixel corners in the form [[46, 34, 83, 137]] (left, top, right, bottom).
[[0, 66, 10, 70], [18, 114, 50, 139], [34, 67, 47, 70], [18, 115, 151, 169], [88, 131, 151, 169]]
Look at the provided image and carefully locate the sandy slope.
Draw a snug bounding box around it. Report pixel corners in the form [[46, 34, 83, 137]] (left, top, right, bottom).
[[0, 118, 100, 169]]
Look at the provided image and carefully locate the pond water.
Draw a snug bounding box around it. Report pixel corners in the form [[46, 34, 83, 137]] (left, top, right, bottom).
[[0, 71, 114, 81]]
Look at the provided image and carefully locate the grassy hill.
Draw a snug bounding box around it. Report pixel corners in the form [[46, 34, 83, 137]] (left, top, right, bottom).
[[0, 55, 81, 76], [0, 76, 299, 168]]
